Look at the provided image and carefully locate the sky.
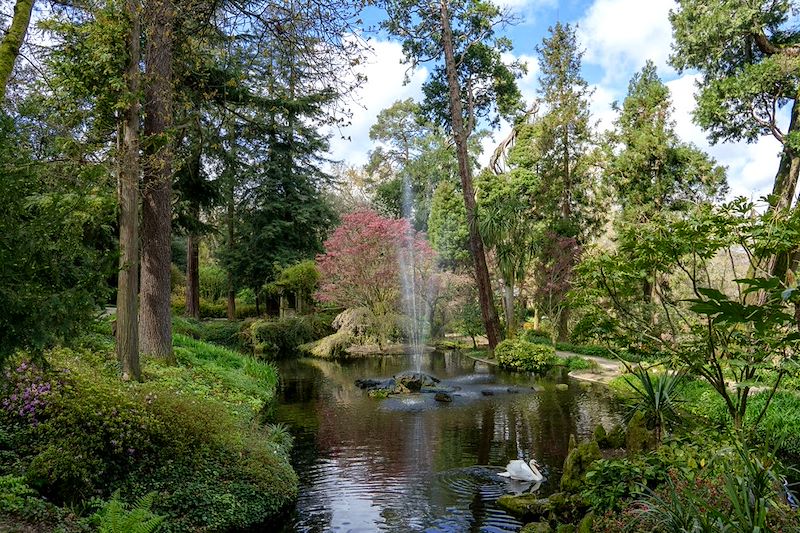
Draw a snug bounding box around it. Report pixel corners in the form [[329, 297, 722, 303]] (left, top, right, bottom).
[[326, 0, 784, 201]]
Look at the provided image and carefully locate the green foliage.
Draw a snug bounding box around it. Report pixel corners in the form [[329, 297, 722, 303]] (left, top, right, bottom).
[[0, 333, 296, 531], [171, 296, 259, 319], [623, 368, 684, 444], [246, 316, 330, 359], [746, 391, 800, 459], [0, 114, 115, 363], [198, 265, 228, 302], [0, 475, 36, 514], [630, 445, 795, 533], [266, 259, 319, 300], [171, 316, 244, 349], [428, 181, 470, 267], [563, 356, 595, 371], [496, 339, 557, 374], [92, 491, 164, 533]]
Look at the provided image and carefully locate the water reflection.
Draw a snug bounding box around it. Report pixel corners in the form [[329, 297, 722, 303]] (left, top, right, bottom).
[[272, 351, 621, 533]]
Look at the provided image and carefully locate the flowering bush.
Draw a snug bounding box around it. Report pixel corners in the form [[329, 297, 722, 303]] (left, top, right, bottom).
[[1, 361, 59, 426]]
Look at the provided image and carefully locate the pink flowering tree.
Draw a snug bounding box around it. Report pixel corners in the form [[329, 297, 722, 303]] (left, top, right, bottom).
[[316, 210, 438, 345]]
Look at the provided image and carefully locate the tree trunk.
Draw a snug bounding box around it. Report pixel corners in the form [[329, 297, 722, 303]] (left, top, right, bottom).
[[139, 0, 175, 362], [0, 0, 34, 101], [116, 0, 141, 381], [503, 281, 515, 338], [225, 121, 237, 321], [557, 307, 570, 342], [185, 232, 199, 319], [439, 0, 501, 349]]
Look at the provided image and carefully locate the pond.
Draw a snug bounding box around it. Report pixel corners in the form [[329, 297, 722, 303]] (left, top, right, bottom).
[[271, 351, 622, 533]]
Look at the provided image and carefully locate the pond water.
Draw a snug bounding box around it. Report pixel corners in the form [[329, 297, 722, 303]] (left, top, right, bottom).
[[270, 351, 622, 533]]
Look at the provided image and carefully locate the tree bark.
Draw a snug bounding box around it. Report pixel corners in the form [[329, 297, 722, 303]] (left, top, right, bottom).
[[116, 0, 141, 381], [185, 232, 199, 318], [139, 0, 175, 362], [503, 281, 515, 338], [439, 0, 501, 349], [0, 0, 34, 101]]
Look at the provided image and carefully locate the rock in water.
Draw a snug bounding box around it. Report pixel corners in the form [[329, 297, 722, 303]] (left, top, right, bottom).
[[393, 371, 439, 392], [434, 392, 453, 402], [355, 378, 395, 391]]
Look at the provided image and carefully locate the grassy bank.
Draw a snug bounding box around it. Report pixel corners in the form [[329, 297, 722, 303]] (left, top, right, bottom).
[[0, 319, 297, 531], [608, 373, 800, 460]]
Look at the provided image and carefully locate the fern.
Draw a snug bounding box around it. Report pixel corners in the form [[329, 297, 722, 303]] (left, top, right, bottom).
[[93, 490, 165, 533]]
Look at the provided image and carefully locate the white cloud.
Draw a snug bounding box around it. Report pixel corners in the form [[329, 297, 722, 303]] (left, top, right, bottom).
[[326, 38, 428, 167], [578, 0, 674, 83], [666, 74, 782, 200]]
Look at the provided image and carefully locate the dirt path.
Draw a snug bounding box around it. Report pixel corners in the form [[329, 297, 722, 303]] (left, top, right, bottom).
[[558, 351, 624, 385], [459, 345, 625, 385]]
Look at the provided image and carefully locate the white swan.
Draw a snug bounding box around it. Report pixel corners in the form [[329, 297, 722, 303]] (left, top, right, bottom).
[[498, 459, 544, 482]]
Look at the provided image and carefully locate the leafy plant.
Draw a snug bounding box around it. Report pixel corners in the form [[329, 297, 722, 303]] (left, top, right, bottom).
[[92, 491, 164, 533], [496, 339, 557, 374], [624, 367, 684, 444]]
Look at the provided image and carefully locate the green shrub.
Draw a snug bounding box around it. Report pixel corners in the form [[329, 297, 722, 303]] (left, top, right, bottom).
[[246, 316, 330, 358], [563, 356, 595, 371], [521, 329, 553, 345], [171, 297, 259, 319], [0, 335, 296, 531], [496, 339, 557, 374], [198, 265, 227, 302], [172, 317, 244, 349]]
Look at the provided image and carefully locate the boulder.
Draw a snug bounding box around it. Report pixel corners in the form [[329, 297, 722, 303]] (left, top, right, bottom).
[[577, 513, 594, 533], [497, 494, 550, 520], [560, 436, 601, 493], [520, 522, 552, 533], [625, 410, 653, 454], [434, 392, 453, 402], [355, 378, 395, 391], [555, 383, 569, 391], [394, 371, 439, 392]]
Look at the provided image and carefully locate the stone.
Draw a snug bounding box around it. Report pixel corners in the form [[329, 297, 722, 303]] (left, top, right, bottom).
[[555, 383, 569, 391], [607, 426, 625, 449], [625, 410, 653, 454], [560, 436, 601, 493], [496, 494, 550, 520], [592, 424, 607, 447], [393, 371, 439, 392], [434, 392, 453, 402], [520, 522, 552, 533], [577, 513, 594, 533], [355, 378, 395, 390]]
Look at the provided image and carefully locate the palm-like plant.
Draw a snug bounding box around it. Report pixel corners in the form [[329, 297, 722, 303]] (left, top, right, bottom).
[[624, 366, 684, 445]]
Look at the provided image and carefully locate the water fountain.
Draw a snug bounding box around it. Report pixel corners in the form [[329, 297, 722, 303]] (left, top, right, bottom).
[[397, 172, 427, 372]]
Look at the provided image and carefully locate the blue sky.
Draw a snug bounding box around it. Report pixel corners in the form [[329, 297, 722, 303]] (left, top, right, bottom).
[[327, 0, 784, 201]]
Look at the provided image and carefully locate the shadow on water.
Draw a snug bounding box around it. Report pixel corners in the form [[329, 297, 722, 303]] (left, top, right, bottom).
[[266, 351, 621, 533]]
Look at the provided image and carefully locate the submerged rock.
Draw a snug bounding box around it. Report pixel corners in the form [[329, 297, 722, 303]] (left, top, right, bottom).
[[497, 493, 550, 519], [355, 378, 396, 391]]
